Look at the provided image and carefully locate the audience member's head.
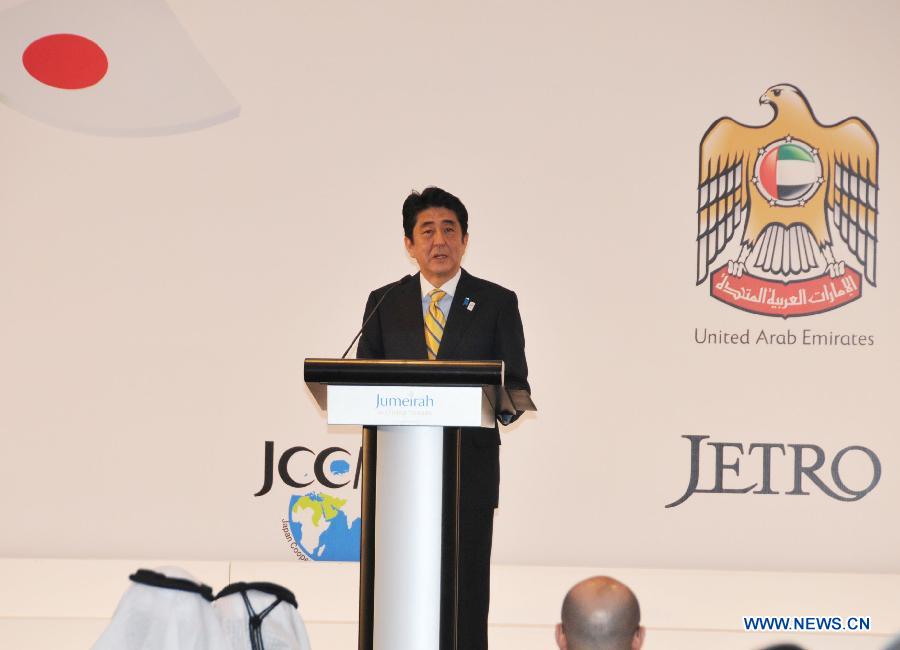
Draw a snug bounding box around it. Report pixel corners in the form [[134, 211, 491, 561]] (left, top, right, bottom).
[[556, 576, 644, 650], [93, 567, 228, 650], [759, 645, 806, 650]]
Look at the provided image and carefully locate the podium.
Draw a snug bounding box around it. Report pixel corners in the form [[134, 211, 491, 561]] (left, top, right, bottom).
[[304, 358, 535, 650]]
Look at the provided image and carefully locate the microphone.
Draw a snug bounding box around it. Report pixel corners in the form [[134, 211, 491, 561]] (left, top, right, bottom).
[[340, 274, 413, 359]]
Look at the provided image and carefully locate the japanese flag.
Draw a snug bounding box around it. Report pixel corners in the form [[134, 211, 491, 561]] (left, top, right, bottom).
[[0, 0, 239, 136]]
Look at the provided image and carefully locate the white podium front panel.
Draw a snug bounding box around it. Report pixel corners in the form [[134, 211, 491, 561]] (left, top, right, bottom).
[[372, 425, 444, 650], [326, 385, 492, 427]]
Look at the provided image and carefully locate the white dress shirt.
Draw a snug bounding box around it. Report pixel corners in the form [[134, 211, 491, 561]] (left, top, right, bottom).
[[419, 268, 461, 319]]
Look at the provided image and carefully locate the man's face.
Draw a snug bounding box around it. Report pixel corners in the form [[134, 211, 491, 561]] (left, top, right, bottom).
[[404, 206, 468, 286]]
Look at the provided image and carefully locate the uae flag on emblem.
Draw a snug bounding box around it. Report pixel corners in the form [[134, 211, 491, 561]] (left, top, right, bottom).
[[0, 0, 239, 136], [757, 142, 819, 201]]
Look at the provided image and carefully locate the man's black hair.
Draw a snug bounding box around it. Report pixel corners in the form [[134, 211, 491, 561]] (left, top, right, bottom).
[[402, 186, 469, 240]]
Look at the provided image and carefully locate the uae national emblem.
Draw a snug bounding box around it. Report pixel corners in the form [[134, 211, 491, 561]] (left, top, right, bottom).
[[696, 84, 878, 317]]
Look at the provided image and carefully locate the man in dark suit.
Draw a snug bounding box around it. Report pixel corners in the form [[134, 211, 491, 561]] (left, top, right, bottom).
[[357, 186, 529, 650]]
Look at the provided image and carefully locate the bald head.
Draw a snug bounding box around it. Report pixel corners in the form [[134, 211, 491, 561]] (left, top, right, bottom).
[[557, 576, 643, 650]]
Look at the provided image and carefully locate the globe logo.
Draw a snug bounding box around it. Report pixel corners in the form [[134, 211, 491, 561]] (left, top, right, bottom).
[[287, 459, 361, 561]]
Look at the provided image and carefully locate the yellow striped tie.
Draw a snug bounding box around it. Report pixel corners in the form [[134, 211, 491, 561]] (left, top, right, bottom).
[[424, 289, 447, 360]]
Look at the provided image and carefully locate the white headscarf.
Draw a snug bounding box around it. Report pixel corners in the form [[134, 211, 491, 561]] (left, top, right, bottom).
[[213, 582, 312, 650], [92, 567, 233, 650]]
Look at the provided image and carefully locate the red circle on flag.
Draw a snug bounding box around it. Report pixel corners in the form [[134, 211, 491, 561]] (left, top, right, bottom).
[[22, 34, 108, 90]]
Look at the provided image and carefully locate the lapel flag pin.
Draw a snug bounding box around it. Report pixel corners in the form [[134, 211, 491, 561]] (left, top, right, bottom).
[[466, 299, 475, 312], [0, 0, 240, 136]]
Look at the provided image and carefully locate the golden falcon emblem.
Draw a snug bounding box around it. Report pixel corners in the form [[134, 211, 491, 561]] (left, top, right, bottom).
[[697, 84, 878, 290]]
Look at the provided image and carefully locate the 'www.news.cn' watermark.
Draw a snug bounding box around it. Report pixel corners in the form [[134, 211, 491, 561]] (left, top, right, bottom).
[[743, 616, 871, 632]]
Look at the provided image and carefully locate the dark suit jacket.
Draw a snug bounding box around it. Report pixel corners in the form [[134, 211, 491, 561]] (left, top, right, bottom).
[[356, 268, 529, 507]]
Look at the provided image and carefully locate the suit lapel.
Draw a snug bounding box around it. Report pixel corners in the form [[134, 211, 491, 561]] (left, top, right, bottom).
[[437, 269, 478, 360], [394, 272, 428, 359]]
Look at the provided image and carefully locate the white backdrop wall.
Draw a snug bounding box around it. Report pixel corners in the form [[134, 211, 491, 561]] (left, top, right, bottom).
[[1, 0, 898, 575]]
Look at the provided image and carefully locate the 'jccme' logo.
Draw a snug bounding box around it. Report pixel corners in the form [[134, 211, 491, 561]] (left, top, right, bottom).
[[375, 393, 435, 408], [253, 443, 362, 562], [742, 616, 871, 632], [666, 435, 881, 508]]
